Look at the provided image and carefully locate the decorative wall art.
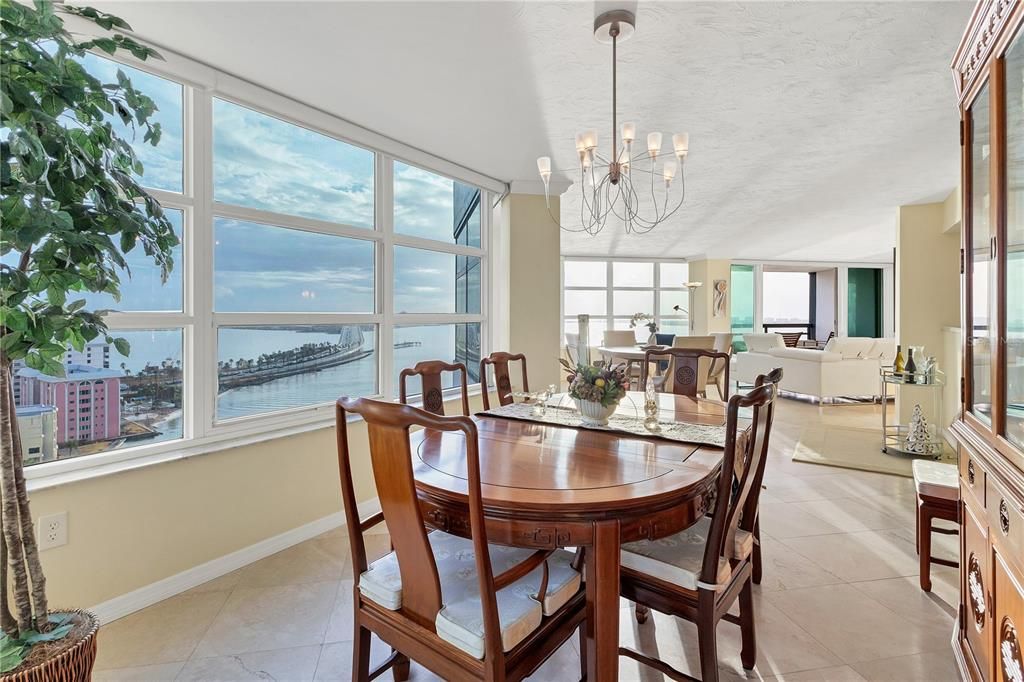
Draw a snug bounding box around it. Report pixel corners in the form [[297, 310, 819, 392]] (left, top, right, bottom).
[[713, 279, 728, 317]]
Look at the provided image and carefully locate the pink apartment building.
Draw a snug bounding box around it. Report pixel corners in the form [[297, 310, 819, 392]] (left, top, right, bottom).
[[15, 365, 123, 445]]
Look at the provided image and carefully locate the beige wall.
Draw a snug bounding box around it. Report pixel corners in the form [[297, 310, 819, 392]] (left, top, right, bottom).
[[895, 192, 961, 427], [505, 192, 562, 388], [687, 259, 732, 335], [30, 392, 485, 610]]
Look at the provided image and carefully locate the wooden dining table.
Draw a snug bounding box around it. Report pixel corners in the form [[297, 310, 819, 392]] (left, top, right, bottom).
[[409, 391, 739, 681]]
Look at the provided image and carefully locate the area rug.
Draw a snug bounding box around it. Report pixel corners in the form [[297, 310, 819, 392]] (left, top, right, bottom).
[[790, 424, 954, 478]]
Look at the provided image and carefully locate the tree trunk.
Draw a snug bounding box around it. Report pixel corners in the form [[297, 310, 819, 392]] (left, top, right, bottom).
[[0, 360, 33, 635], [0, 504, 16, 637], [6, 368, 48, 631]]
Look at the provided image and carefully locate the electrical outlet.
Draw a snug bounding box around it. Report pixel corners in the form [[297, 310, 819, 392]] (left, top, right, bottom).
[[37, 512, 67, 551]]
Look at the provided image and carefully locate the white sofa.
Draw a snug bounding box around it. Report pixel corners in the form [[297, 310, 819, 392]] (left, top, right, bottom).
[[734, 334, 896, 400]]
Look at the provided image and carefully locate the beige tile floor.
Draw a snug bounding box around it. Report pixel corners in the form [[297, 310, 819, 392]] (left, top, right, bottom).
[[92, 398, 962, 681]]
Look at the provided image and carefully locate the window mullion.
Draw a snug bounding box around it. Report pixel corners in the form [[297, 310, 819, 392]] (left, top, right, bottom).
[[192, 86, 215, 441], [379, 154, 395, 400]]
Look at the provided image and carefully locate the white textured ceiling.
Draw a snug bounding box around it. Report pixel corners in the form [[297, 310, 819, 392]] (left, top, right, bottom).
[[89, 0, 972, 262]]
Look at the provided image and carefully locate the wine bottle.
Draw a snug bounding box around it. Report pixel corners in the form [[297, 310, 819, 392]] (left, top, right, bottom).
[[894, 344, 905, 373], [905, 347, 916, 384]]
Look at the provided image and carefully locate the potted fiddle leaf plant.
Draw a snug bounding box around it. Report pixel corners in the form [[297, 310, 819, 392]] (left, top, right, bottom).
[[1, 2, 177, 678]]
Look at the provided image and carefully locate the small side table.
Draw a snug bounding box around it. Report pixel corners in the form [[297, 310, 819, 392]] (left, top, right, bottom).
[[880, 367, 946, 458]]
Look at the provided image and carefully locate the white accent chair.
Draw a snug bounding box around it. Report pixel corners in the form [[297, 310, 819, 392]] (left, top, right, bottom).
[[734, 334, 895, 401]]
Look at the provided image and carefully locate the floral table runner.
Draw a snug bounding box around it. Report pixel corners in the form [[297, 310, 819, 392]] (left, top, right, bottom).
[[479, 400, 728, 448]]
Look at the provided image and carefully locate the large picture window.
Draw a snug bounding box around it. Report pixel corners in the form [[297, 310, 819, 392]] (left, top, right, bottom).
[[16, 50, 490, 476], [562, 259, 689, 343]]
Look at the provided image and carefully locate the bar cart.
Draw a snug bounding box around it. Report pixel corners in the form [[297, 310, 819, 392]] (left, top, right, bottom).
[[879, 367, 946, 458]]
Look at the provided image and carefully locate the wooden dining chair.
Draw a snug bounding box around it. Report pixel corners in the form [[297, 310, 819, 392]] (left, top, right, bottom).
[[398, 360, 470, 416], [480, 352, 529, 409], [749, 367, 783, 585], [619, 372, 780, 682], [564, 332, 580, 366], [335, 397, 586, 681], [641, 347, 731, 400], [779, 331, 804, 348]]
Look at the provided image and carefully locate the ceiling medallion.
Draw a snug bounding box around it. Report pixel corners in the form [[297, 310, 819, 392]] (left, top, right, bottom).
[[536, 8, 689, 236]]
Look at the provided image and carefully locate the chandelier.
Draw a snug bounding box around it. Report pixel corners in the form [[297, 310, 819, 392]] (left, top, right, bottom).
[[536, 8, 689, 236]]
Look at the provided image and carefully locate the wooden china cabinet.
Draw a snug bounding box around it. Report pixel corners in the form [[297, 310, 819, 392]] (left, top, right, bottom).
[[950, 2, 1024, 681]]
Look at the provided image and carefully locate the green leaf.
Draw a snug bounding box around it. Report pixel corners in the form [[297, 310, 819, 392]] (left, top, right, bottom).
[[0, 635, 27, 674], [112, 336, 130, 357], [22, 623, 73, 645], [48, 613, 73, 627], [40, 357, 65, 378]]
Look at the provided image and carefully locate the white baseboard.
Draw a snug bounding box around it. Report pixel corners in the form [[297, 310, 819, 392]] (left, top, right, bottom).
[[89, 497, 381, 625]]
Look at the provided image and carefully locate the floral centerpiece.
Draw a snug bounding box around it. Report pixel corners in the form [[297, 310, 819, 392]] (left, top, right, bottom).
[[560, 360, 628, 426], [629, 312, 658, 344]]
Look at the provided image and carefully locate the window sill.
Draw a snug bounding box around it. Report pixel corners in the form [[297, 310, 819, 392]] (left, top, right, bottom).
[[26, 385, 482, 493]]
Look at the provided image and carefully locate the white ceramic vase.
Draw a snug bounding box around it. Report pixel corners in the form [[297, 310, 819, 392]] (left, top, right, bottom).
[[576, 399, 618, 426]]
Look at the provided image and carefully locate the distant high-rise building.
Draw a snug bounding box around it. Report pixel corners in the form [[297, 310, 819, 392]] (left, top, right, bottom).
[[65, 341, 112, 369], [15, 364, 123, 445], [14, 405, 57, 464]]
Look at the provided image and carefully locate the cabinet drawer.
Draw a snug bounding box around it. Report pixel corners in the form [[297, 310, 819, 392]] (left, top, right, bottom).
[[987, 478, 1024, 561], [961, 449, 987, 508], [993, 548, 1024, 682]]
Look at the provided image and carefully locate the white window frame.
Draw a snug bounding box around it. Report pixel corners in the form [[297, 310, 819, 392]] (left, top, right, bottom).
[[560, 257, 690, 342], [26, 22, 499, 488]]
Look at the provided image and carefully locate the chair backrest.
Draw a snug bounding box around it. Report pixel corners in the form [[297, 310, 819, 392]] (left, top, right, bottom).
[[603, 329, 637, 347], [480, 351, 529, 409], [700, 370, 780, 586], [336, 397, 504, 657], [654, 333, 676, 346], [398, 360, 470, 417], [564, 333, 579, 366], [780, 331, 804, 348], [710, 332, 733, 355], [642, 346, 726, 397]]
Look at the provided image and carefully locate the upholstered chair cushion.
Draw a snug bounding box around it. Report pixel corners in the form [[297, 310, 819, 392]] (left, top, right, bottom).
[[912, 460, 959, 501], [620, 517, 752, 591], [359, 531, 581, 658]]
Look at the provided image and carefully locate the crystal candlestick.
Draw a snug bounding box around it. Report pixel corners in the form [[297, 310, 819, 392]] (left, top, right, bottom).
[[644, 377, 660, 432]]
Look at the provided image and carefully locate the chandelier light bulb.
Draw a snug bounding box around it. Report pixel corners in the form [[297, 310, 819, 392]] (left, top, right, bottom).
[[582, 150, 593, 169], [647, 132, 662, 159], [575, 133, 587, 153], [663, 160, 677, 185], [621, 122, 636, 144], [672, 133, 689, 158], [536, 156, 552, 185], [584, 129, 598, 151]]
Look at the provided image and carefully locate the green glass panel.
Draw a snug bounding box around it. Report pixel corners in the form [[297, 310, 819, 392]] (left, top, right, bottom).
[[847, 268, 882, 338], [730, 265, 754, 351]]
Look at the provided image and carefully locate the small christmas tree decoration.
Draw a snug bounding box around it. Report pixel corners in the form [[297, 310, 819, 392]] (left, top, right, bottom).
[[904, 404, 932, 454]]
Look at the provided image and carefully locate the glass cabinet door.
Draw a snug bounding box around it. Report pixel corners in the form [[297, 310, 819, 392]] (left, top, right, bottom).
[[970, 83, 994, 424], [1006, 33, 1024, 448]]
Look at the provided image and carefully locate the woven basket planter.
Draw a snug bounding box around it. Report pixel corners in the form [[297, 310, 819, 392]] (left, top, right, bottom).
[[2, 610, 99, 682]]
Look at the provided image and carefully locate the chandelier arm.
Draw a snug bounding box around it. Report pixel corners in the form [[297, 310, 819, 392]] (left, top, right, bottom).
[[656, 170, 687, 223], [609, 181, 630, 224]]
